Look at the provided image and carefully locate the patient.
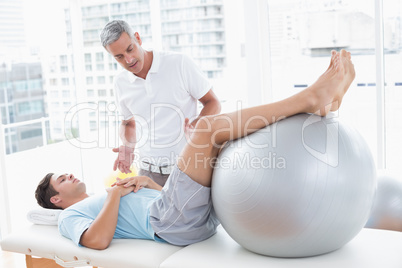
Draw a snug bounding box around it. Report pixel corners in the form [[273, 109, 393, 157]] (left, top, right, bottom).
[[35, 50, 355, 250]]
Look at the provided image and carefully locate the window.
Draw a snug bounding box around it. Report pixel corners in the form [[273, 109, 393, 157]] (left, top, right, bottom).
[[51, 102, 59, 109], [61, 78, 69, 85], [98, 89, 107, 97], [50, 79, 57, 85], [262, 0, 401, 170], [21, 129, 42, 139], [97, 76, 106, 84], [28, 79, 42, 90], [62, 90, 70, 98], [86, 76, 93, 84], [90, 120, 97, 130], [85, 53, 92, 63], [96, 52, 104, 61], [17, 100, 43, 115], [50, 90, 59, 98], [96, 63, 104, 71], [87, 89, 94, 97], [14, 81, 28, 91], [383, 0, 402, 170], [109, 63, 118, 70], [16, 102, 29, 115], [63, 102, 71, 108], [60, 55, 68, 65]]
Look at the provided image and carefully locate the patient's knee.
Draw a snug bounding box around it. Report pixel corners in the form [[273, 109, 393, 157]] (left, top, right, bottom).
[[193, 115, 230, 146]]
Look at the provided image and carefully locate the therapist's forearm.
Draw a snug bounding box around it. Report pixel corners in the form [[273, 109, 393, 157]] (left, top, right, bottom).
[[79, 188, 121, 250], [121, 119, 137, 149], [192, 99, 222, 127]]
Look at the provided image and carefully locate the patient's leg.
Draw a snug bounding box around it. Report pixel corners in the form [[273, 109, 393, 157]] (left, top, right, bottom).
[[177, 50, 355, 187]]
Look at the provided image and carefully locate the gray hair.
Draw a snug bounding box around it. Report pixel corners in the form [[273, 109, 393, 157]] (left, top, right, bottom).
[[100, 20, 135, 47]]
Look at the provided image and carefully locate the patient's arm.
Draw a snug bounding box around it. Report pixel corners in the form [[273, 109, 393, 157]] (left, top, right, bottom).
[[79, 186, 133, 250], [113, 176, 163, 192]]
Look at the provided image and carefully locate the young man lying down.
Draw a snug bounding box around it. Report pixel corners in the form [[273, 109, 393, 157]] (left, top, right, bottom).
[[35, 50, 354, 250]]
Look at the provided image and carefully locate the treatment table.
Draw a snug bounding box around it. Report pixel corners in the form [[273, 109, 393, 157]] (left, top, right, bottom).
[[1, 224, 402, 268]]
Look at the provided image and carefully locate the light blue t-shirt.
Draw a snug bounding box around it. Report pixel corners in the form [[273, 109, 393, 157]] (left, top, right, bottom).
[[58, 188, 162, 246]]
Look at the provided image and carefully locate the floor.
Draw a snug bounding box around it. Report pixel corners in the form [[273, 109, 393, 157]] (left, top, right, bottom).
[[0, 250, 26, 268]]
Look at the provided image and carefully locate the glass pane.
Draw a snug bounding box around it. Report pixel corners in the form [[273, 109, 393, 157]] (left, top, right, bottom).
[[384, 0, 402, 173], [267, 0, 377, 165], [159, 0, 247, 112], [0, 0, 85, 232]]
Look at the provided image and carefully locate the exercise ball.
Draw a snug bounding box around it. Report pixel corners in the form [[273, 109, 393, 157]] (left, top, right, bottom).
[[365, 175, 402, 232], [212, 113, 376, 257], [104, 166, 138, 187]]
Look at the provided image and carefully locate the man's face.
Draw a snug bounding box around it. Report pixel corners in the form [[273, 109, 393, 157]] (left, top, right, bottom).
[[106, 32, 146, 75], [50, 173, 86, 201]]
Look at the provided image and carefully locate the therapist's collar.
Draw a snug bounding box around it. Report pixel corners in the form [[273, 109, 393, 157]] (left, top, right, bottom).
[[127, 50, 160, 83]]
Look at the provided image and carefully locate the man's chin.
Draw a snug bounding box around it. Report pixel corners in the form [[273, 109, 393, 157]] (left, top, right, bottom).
[[77, 182, 86, 192], [126, 64, 141, 74]]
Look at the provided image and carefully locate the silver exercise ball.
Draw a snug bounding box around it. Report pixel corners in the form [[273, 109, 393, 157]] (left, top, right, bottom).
[[365, 175, 402, 232], [212, 113, 376, 257]]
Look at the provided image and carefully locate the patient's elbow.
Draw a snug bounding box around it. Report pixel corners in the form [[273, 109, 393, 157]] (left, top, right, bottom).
[[91, 240, 110, 250], [84, 238, 111, 250], [80, 232, 111, 250]]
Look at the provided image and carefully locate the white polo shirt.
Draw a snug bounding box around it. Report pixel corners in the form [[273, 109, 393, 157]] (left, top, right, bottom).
[[114, 51, 211, 166]]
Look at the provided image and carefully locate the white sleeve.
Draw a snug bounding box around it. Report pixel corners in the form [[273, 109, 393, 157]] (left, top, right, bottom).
[[181, 53, 212, 100], [114, 76, 133, 121]]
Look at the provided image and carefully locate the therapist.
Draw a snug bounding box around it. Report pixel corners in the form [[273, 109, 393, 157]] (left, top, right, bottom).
[[100, 20, 221, 186]]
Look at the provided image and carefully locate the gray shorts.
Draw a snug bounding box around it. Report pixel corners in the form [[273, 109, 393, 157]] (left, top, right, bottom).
[[149, 165, 220, 246]]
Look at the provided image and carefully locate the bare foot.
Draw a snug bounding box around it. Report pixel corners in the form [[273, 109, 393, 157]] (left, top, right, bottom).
[[305, 49, 355, 116], [331, 49, 355, 111]]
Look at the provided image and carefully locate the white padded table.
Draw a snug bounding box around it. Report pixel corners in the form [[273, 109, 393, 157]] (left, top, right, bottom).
[[1, 224, 402, 268], [160, 225, 402, 268], [0, 224, 182, 268]]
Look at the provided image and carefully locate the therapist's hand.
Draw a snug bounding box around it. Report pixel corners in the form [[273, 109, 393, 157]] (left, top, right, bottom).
[[184, 118, 195, 141], [112, 145, 135, 174]]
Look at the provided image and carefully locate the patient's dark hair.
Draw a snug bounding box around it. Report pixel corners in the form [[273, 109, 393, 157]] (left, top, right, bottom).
[[35, 173, 61, 209]]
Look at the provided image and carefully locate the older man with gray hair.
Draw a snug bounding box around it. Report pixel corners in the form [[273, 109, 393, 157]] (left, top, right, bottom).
[[100, 20, 221, 186]]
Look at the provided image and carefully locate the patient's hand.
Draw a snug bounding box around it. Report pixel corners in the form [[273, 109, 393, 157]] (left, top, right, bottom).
[[112, 176, 152, 193], [106, 184, 134, 197]]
